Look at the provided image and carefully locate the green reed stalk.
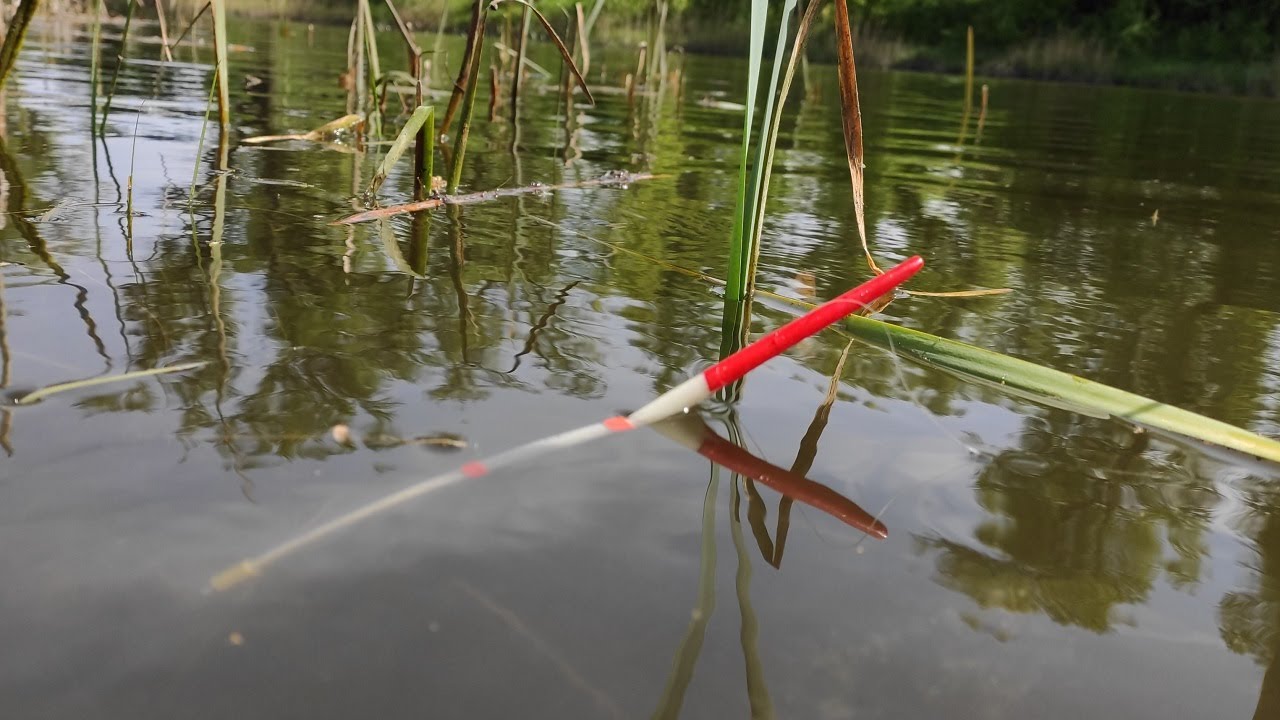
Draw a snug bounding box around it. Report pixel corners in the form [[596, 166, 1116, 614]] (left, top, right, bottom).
[[447, 9, 487, 194], [89, 0, 102, 132], [723, 0, 769, 305], [99, 0, 138, 135], [0, 0, 40, 94], [741, 0, 797, 298]]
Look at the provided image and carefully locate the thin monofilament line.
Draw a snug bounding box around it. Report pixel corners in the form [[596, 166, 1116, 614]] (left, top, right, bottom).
[[209, 421, 622, 591]]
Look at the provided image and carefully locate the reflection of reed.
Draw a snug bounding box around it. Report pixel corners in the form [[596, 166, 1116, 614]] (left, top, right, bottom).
[[447, 204, 473, 362], [207, 134, 251, 498], [721, 412, 774, 719], [654, 413, 889, 540], [731, 477, 775, 720], [508, 281, 579, 373], [772, 340, 853, 567], [650, 465, 719, 720], [0, 135, 111, 368]]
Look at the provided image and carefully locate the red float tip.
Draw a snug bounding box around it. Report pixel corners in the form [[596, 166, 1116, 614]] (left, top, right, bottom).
[[703, 255, 925, 391]]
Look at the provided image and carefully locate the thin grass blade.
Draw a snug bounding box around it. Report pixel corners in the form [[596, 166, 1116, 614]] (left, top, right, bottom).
[[368, 105, 435, 195], [723, 0, 769, 303]]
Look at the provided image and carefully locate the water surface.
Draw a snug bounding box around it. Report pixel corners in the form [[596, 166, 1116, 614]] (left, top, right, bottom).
[[2, 18, 1280, 719]]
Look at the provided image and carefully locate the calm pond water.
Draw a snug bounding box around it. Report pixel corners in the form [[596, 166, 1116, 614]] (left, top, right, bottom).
[[3, 16, 1280, 719]]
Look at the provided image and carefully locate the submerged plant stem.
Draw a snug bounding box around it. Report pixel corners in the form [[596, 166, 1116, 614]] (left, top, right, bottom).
[[15, 363, 206, 405]]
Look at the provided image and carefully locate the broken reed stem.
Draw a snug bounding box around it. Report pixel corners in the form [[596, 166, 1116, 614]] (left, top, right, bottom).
[[126, 104, 145, 244]]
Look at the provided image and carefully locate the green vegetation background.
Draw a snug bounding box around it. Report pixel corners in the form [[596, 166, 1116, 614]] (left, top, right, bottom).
[[161, 0, 1280, 94]]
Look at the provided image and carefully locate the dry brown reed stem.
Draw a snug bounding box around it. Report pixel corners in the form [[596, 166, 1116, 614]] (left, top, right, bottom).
[[488, 64, 498, 119], [154, 0, 173, 61], [212, 0, 229, 128], [488, 0, 594, 105], [833, 0, 874, 274], [446, 6, 487, 192], [333, 171, 656, 225], [575, 2, 589, 76], [441, 0, 484, 134], [964, 25, 975, 113]]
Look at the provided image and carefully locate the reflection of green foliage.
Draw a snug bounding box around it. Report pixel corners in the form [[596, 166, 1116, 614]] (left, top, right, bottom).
[[920, 413, 1218, 633], [1219, 500, 1280, 718]]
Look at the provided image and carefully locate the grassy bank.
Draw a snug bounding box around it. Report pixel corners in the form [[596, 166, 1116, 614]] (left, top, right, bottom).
[[147, 0, 1280, 97]]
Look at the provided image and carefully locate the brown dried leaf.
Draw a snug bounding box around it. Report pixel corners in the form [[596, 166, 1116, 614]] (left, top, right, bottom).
[[833, 0, 879, 275]]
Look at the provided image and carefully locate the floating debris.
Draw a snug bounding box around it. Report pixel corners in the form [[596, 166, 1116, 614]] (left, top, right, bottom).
[[331, 424, 353, 445]]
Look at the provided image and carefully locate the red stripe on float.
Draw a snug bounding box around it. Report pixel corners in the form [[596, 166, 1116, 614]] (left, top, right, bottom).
[[603, 416, 635, 432], [703, 256, 923, 392], [461, 462, 488, 478]]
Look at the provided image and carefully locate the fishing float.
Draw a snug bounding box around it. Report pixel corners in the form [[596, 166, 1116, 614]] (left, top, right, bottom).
[[208, 255, 923, 591]]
